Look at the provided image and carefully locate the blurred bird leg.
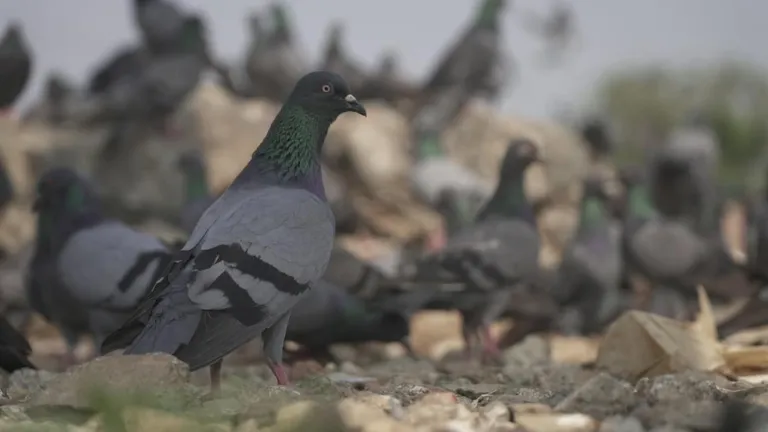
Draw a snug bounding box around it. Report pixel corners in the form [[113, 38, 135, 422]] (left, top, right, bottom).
[[202, 359, 222, 401], [0, 108, 13, 118], [424, 223, 448, 252], [162, 119, 183, 138], [480, 326, 502, 362], [268, 359, 290, 386], [263, 312, 292, 385], [630, 274, 653, 310], [401, 336, 420, 360]]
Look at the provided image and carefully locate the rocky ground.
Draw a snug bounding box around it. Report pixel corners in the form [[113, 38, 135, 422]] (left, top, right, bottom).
[[2, 323, 768, 432]]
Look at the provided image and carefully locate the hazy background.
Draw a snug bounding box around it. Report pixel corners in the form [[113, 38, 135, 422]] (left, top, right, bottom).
[[1, 0, 765, 119]]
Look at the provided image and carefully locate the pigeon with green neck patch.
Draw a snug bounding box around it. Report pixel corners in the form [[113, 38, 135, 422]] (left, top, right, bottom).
[[28, 168, 171, 365], [177, 150, 216, 234], [552, 178, 623, 335], [0, 22, 33, 115], [397, 139, 541, 362], [101, 71, 366, 394]]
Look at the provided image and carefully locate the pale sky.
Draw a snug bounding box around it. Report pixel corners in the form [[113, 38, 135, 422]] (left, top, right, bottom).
[[2, 0, 766, 119]]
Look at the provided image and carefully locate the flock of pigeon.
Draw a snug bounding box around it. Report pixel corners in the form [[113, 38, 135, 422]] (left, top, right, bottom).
[[0, 0, 764, 404]]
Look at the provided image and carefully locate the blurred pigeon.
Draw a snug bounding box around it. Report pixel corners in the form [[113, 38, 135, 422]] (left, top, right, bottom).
[[0, 157, 13, 214], [650, 112, 721, 231], [398, 139, 541, 361], [133, 0, 186, 55], [86, 46, 148, 96], [101, 71, 367, 394], [71, 16, 208, 133], [552, 178, 622, 335], [357, 51, 420, 103], [29, 168, 171, 352], [243, 3, 308, 102], [177, 150, 216, 234], [0, 22, 33, 115], [320, 22, 366, 92], [323, 246, 388, 299], [287, 279, 410, 359], [580, 118, 612, 159], [0, 316, 34, 373], [413, 0, 508, 136]]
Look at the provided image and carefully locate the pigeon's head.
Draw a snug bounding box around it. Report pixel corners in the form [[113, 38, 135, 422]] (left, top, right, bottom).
[[180, 14, 209, 55], [477, 0, 507, 24], [33, 168, 98, 215], [328, 21, 344, 42], [1, 21, 25, 46], [289, 71, 367, 118], [581, 118, 612, 157], [247, 13, 262, 37], [269, 3, 291, 36], [500, 138, 540, 175]]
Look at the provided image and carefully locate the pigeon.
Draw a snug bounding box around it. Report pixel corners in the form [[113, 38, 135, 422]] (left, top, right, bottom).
[[86, 46, 148, 96], [323, 246, 388, 299], [319, 22, 367, 93], [580, 118, 613, 159], [177, 150, 216, 234], [71, 15, 208, 132], [101, 71, 367, 394], [552, 178, 623, 335], [244, 3, 308, 102], [414, 0, 508, 132], [28, 168, 172, 353], [0, 316, 35, 373], [398, 139, 541, 360], [286, 279, 410, 360], [0, 22, 33, 115], [133, 0, 187, 55], [357, 51, 420, 104]]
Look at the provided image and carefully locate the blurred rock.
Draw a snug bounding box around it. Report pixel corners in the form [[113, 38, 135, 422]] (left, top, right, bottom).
[[28, 354, 193, 408], [631, 400, 722, 430], [122, 407, 230, 432], [502, 335, 551, 368], [555, 373, 637, 420], [634, 371, 729, 405], [7, 368, 58, 399], [598, 416, 645, 432]]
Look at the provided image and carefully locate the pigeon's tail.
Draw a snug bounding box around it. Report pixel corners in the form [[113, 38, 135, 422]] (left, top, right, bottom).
[[122, 281, 201, 356]]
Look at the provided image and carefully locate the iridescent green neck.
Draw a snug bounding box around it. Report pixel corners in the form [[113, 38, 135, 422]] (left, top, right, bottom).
[[254, 105, 330, 179], [183, 168, 209, 201], [476, 0, 502, 28], [627, 184, 656, 218], [416, 135, 444, 160], [580, 197, 606, 229]]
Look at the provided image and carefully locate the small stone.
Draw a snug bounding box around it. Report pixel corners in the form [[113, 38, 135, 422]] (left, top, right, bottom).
[[28, 354, 193, 409], [555, 373, 637, 419], [599, 416, 645, 432], [8, 368, 59, 399], [632, 400, 722, 430], [502, 335, 551, 368], [634, 371, 727, 404]]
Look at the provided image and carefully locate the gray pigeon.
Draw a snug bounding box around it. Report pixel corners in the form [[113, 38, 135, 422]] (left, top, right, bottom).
[[287, 279, 410, 360], [398, 139, 541, 361], [0, 316, 34, 373], [0, 22, 33, 114], [552, 178, 622, 335], [101, 71, 367, 393], [87, 46, 148, 96], [72, 15, 208, 132], [28, 168, 172, 354], [319, 22, 367, 93], [244, 3, 308, 102], [323, 246, 386, 299], [413, 0, 508, 138], [177, 150, 216, 234], [133, 0, 187, 55]]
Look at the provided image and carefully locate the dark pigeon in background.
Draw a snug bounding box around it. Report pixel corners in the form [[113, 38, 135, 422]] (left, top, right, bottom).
[[243, 3, 308, 102], [397, 139, 541, 362], [0, 157, 14, 215], [177, 150, 217, 234], [323, 246, 388, 299], [70, 15, 209, 134], [286, 279, 410, 361], [28, 168, 172, 355], [86, 46, 148, 96], [101, 71, 367, 395], [319, 22, 367, 93], [552, 178, 623, 335], [0, 316, 35, 373], [133, 0, 187, 56], [0, 22, 33, 116]]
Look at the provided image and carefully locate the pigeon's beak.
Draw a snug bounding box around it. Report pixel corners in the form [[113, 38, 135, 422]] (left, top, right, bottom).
[[344, 94, 367, 117]]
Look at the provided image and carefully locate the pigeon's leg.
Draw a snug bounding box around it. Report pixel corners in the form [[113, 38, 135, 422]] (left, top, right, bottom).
[[201, 359, 223, 401], [477, 290, 514, 362], [424, 223, 448, 252], [401, 336, 420, 360], [262, 311, 292, 386], [0, 108, 13, 118], [60, 330, 81, 369], [479, 326, 501, 359]]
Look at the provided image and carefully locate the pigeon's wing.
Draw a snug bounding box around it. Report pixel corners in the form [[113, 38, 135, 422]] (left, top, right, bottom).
[[286, 279, 339, 337], [630, 220, 706, 279], [87, 47, 144, 95], [57, 221, 169, 311], [119, 186, 335, 369], [0, 316, 34, 372]]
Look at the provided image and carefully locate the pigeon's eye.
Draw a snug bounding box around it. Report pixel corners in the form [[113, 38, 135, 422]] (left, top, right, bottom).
[[321, 84, 332, 93]]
